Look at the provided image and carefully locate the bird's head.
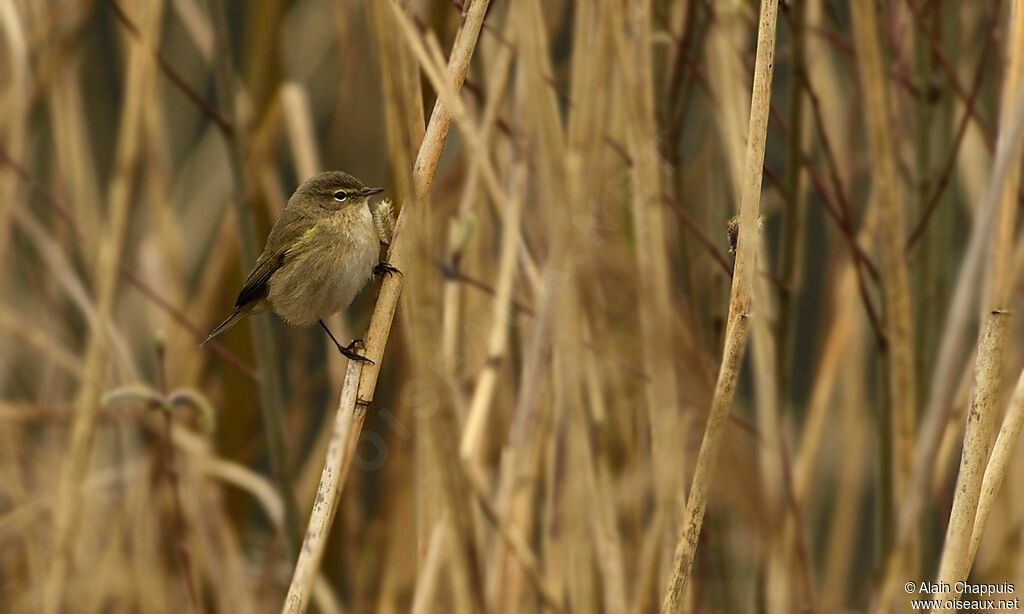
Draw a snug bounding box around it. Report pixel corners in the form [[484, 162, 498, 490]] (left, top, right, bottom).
[[296, 170, 385, 211]]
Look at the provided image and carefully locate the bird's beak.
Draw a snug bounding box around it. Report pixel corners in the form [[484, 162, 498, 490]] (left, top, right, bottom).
[[361, 187, 385, 197]]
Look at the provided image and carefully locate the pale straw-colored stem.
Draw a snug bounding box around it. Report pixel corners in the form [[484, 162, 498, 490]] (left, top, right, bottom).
[[463, 464, 563, 612], [872, 12, 1024, 611], [930, 311, 1008, 606], [206, 0, 302, 552], [775, 0, 807, 409], [280, 364, 362, 614], [456, 161, 562, 611], [410, 521, 449, 614], [968, 370, 1024, 564], [0, 0, 28, 279], [368, 0, 422, 205], [660, 0, 779, 610], [850, 0, 917, 523], [42, 2, 161, 611], [279, 2, 492, 611], [930, 1, 1024, 606], [610, 0, 682, 519], [355, 0, 491, 405], [279, 83, 322, 179], [459, 160, 522, 462]]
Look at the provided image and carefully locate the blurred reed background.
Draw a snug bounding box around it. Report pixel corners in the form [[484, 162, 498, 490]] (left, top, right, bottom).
[[1, 0, 1023, 612]]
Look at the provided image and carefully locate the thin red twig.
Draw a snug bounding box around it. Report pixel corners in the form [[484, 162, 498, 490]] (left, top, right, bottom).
[[905, 13, 997, 251], [107, 0, 232, 135]]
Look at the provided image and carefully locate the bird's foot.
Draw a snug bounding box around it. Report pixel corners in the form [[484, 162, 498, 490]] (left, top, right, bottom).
[[374, 262, 401, 278], [336, 338, 374, 364]]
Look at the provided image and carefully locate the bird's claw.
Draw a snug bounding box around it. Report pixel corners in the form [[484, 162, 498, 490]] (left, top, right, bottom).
[[338, 339, 374, 364], [374, 262, 401, 278]]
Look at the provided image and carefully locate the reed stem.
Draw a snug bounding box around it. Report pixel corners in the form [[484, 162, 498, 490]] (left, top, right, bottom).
[[660, 0, 779, 609], [205, 0, 302, 553], [279, 2, 492, 611]]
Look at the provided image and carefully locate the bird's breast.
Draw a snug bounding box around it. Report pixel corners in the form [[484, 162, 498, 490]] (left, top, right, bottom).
[[267, 206, 378, 326]]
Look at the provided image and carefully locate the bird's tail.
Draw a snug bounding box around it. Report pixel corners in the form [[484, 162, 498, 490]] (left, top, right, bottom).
[[201, 309, 247, 347]]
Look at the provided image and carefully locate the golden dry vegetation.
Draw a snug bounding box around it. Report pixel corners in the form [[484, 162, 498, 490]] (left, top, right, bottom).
[[1, 0, 1023, 613]]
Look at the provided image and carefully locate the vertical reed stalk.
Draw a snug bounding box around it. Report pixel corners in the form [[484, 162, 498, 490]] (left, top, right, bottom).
[[911, 0, 935, 408], [849, 0, 917, 531], [366, 0, 430, 570], [0, 0, 40, 594], [968, 370, 1024, 565], [660, 0, 779, 609], [931, 3, 1024, 601], [153, 343, 200, 614], [459, 159, 522, 463], [279, 1, 492, 611], [0, 1, 27, 277], [750, 239, 788, 611], [776, 0, 807, 408], [873, 13, 1024, 611], [205, 0, 303, 554], [409, 522, 449, 614], [368, 0, 425, 207], [355, 0, 492, 405], [613, 0, 682, 535], [42, 2, 161, 611]]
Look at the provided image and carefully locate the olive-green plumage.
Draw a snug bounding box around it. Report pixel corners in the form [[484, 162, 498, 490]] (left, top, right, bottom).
[[203, 171, 386, 359]]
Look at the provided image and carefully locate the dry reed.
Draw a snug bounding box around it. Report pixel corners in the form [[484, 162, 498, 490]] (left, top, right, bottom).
[[931, 1, 1024, 602], [662, 0, 778, 609], [2, 1, 1024, 613]]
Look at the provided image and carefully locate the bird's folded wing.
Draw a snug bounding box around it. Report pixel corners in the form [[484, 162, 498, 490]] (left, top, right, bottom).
[[235, 250, 287, 308], [234, 205, 314, 308]]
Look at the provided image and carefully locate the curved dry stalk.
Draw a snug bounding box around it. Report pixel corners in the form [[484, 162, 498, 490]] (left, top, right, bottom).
[[279, 1, 492, 611], [660, 0, 779, 610], [930, 311, 1009, 603]]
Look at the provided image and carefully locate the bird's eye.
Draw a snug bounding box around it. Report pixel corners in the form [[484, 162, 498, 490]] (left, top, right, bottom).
[[333, 190, 348, 201]]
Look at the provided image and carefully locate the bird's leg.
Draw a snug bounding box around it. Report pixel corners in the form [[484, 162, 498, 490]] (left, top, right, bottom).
[[373, 262, 401, 277], [318, 319, 374, 364]]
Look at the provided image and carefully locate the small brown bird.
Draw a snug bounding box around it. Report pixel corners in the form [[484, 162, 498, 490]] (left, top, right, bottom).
[[203, 171, 397, 362]]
